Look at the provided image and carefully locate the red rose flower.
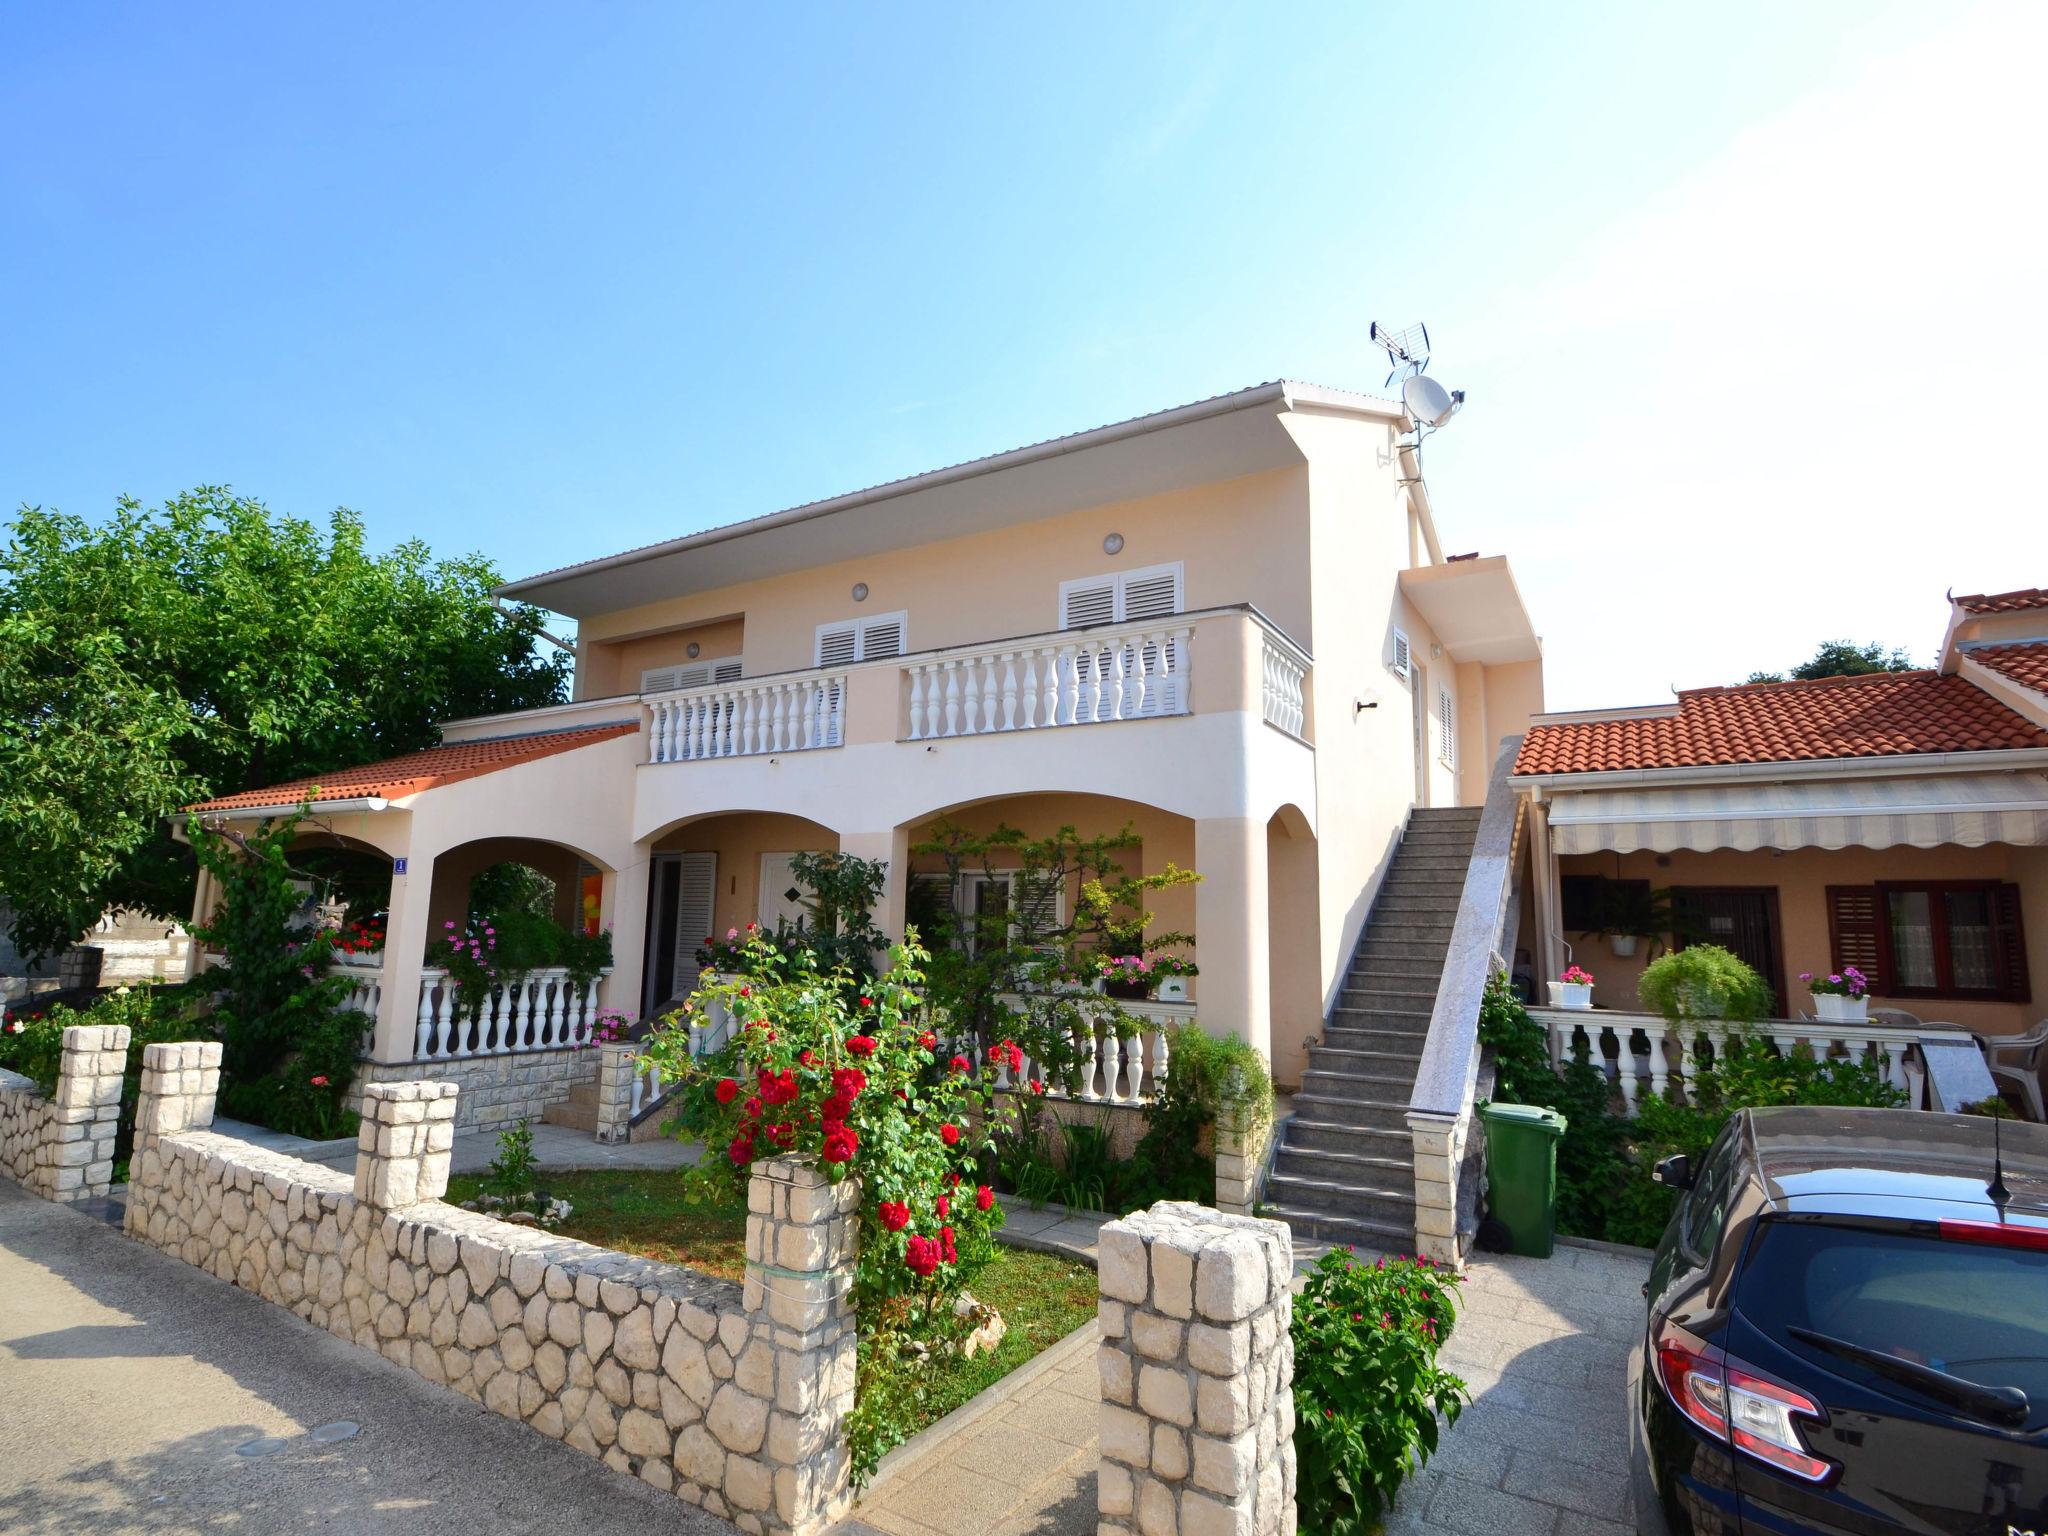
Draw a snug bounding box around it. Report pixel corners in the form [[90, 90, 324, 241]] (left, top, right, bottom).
[[767, 1122, 795, 1148], [859, 995, 874, 1008], [904, 1236, 940, 1277], [799, 1049, 817, 1067], [976, 1184, 994, 1212], [940, 1123, 960, 1147], [759, 1068, 799, 1106], [831, 1066, 867, 1101], [948, 1171, 962, 1187], [1027, 1080, 1046, 1096], [939, 1225, 957, 1263], [715, 1077, 740, 1105], [948, 1054, 970, 1074], [878, 1200, 911, 1231], [846, 1035, 877, 1057], [821, 1123, 858, 1164], [727, 1132, 755, 1166], [996, 1039, 1024, 1073], [309, 1074, 329, 1088], [935, 1195, 950, 1219], [744, 1096, 764, 1118], [919, 1032, 938, 1051]]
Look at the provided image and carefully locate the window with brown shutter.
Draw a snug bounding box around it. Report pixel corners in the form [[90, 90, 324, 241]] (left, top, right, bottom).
[[1835, 880, 2033, 1003]]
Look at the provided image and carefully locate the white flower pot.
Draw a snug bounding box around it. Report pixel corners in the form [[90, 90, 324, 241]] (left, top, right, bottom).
[[1609, 934, 1638, 958], [1813, 993, 1868, 1024], [1156, 976, 1189, 1002], [1550, 981, 1594, 1011]]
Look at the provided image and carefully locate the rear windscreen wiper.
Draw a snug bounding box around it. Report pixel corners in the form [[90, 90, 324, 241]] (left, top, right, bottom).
[[1786, 1326, 2029, 1427]]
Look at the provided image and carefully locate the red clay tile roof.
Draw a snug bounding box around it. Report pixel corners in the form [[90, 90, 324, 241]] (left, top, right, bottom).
[[1971, 643, 2048, 696], [186, 722, 640, 812], [1513, 671, 2048, 777], [1957, 587, 2048, 615]]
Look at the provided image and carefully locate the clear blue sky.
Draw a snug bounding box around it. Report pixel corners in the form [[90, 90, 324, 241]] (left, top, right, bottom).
[[5, 3, 2041, 707]]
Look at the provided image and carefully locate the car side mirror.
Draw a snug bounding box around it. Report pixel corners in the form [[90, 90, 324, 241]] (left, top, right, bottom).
[[1653, 1154, 1694, 1191]]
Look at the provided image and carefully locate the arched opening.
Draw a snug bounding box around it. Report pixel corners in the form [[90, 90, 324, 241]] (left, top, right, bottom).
[[1266, 804, 1321, 1091], [641, 812, 841, 1014]]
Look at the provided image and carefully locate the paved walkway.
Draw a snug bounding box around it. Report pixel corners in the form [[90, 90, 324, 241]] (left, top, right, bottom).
[[826, 1228, 1649, 1536], [216, 1115, 703, 1177], [0, 1182, 733, 1536]]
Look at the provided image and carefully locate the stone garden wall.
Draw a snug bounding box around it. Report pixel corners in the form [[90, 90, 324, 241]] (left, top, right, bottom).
[[0, 1023, 131, 1202], [126, 1048, 857, 1536], [1097, 1201, 1296, 1536], [351, 1045, 599, 1135]]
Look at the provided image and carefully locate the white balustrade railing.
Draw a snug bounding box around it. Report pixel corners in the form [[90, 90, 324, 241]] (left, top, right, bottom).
[[979, 995, 1192, 1103], [684, 979, 739, 1059], [1260, 635, 1307, 739], [904, 622, 1193, 741], [413, 966, 610, 1060], [1527, 1007, 1967, 1115], [628, 1049, 666, 1121], [647, 674, 846, 764]]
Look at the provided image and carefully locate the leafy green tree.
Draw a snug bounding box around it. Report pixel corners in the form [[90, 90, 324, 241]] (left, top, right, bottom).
[[1746, 639, 1917, 685], [0, 488, 569, 958]]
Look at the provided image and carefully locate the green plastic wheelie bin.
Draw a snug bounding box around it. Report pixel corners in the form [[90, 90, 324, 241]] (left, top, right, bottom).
[[1478, 1102, 1568, 1258]]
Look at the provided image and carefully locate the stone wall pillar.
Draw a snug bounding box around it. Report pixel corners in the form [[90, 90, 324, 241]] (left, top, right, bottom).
[[134, 1040, 222, 1138], [595, 1043, 639, 1144], [39, 1023, 132, 1200], [353, 1081, 459, 1208], [738, 1156, 859, 1536], [1097, 1201, 1296, 1536]]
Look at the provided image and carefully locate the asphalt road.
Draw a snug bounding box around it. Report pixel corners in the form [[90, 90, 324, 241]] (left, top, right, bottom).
[[0, 1181, 737, 1535]]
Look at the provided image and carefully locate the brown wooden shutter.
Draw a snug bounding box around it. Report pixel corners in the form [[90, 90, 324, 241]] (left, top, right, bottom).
[[1826, 885, 1888, 992], [1993, 882, 2032, 1003]]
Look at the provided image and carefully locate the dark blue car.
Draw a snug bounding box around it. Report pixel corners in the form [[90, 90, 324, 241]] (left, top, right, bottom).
[[1630, 1105, 2048, 1534]]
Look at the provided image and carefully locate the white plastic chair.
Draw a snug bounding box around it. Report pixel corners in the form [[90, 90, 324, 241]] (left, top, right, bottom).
[[1870, 1007, 1922, 1029], [1973, 1019, 2048, 1122]]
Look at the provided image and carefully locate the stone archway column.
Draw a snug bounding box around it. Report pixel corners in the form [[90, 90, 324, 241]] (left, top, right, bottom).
[[601, 852, 651, 1023], [838, 828, 910, 952], [1194, 817, 1272, 1062]]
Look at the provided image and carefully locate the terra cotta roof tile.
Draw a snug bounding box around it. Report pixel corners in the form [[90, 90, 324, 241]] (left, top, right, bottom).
[[1513, 671, 2048, 777], [1970, 642, 2048, 696], [1957, 587, 2048, 615], [185, 722, 640, 812]]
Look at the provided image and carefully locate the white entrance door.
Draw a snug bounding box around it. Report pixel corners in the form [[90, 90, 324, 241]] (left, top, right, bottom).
[[1411, 662, 1430, 808], [758, 852, 813, 934], [672, 851, 717, 999]]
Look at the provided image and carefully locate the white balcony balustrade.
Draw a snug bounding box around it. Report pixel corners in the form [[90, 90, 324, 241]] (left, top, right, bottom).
[[1260, 634, 1308, 739], [1527, 1007, 1975, 1115], [335, 952, 384, 1057], [904, 621, 1193, 741], [647, 674, 846, 764], [977, 996, 1191, 1103], [413, 966, 610, 1060]]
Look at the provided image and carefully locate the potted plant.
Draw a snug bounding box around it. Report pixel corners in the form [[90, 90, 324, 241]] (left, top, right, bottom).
[[1803, 966, 1870, 1024], [1594, 884, 1681, 959], [1550, 965, 1596, 1010], [1094, 951, 1198, 1001], [1638, 944, 1773, 1025]]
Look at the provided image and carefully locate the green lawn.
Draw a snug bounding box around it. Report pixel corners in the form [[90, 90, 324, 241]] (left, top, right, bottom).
[[444, 1165, 1097, 1468]]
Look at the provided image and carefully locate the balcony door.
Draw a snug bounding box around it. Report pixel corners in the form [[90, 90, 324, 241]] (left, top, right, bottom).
[[642, 851, 717, 1016], [1671, 886, 1786, 1015]]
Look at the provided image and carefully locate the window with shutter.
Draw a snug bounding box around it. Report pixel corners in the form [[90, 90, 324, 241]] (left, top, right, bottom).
[[642, 657, 744, 694], [1059, 562, 1183, 629], [1826, 885, 1888, 990], [1437, 684, 1456, 767], [1993, 883, 2032, 1001], [815, 612, 908, 666], [641, 665, 681, 694], [1390, 629, 1412, 682]]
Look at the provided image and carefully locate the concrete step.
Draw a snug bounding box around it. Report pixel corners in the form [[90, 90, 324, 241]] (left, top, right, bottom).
[[1410, 807, 1483, 822], [1267, 1202, 1412, 1253], [1273, 1142, 1413, 1184], [540, 1100, 599, 1133], [1347, 958, 1450, 985], [1284, 1118, 1413, 1156], [1268, 1166, 1417, 1213], [1289, 1093, 1412, 1133], [562, 1081, 599, 1109], [1371, 891, 1464, 914], [1318, 1027, 1426, 1055], [1378, 872, 1471, 892], [1301, 1068, 1418, 1100], [1340, 981, 1440, 1006], [1307, 1045, 1425, 1077]]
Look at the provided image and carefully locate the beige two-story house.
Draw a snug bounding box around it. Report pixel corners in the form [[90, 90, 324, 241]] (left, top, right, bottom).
[[191, 379, 1545, 1252]]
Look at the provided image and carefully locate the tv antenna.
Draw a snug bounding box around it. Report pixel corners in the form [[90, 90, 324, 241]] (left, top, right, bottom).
[[1370, 320, 1466, 472]]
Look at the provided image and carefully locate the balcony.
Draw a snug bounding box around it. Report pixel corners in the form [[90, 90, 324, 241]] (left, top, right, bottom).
[[640, 605, 1311, 765]]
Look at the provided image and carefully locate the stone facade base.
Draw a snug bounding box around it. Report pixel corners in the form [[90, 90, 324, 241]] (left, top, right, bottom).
[[351, 1047, 599, 1136]]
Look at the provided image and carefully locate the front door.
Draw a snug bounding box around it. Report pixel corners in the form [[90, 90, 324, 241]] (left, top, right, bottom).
[[1411, 662, 1430, 807], [1671, 886, 1787, 1014], [641, 850, 718, 1016], [758, 852, 813, 933]]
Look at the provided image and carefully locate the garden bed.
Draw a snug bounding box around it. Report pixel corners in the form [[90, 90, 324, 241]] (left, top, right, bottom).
[[441, 1165, 1099, 1465]]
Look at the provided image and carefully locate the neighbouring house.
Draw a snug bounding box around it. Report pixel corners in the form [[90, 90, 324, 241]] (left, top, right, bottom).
[[1512, 584, 2048, 1112], [182, 379, 1547, 1255], [2, 905, 193, 1004]]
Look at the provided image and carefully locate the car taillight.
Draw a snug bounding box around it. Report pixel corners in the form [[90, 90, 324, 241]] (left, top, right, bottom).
[[1938, 1217, 2048, 1252], [1654, 1320, 1836, 1485]]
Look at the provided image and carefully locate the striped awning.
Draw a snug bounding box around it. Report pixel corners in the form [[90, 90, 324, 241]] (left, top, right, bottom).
[[1546, 772, 2048, 854]]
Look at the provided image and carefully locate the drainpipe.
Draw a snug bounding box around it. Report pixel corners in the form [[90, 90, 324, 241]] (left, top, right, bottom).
[[1396, 436, 1446, 566]]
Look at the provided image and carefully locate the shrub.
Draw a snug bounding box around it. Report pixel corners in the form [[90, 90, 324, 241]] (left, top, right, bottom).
[[1638, 943, 1773, 1024], [1293, 1249, 1468, 1531], [487, 1118, 541, 1196], [1126, 1023, 1273, 1205]]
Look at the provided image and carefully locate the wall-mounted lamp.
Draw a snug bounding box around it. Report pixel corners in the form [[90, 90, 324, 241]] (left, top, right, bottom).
[[1103, 532, 1124, 555], [1429, 642, 1443, 660], [768, 757, 780, 766], [852, 582, 870, 602], [925, 745, 938, 753], [687, 642, 701, 658], [1354, 697, 1378, 715]]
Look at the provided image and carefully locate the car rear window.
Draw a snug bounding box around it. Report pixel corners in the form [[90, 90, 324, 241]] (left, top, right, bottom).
[[1738, 1220, 2048, 1411]]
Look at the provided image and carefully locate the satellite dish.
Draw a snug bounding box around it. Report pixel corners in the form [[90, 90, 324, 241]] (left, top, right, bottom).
[[1402, 374, 1462, 429]]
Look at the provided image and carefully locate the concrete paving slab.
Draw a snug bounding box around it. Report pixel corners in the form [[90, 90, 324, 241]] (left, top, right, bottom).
[[0, 1181, 735, 1535]]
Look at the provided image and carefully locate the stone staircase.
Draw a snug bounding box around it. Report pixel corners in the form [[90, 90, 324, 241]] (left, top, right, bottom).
[[1264, 805, 1482, 1251], [539, 1078, 679, 1143]]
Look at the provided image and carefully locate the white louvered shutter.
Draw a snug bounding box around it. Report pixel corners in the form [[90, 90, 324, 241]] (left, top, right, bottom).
[[1060, 578, 1117, 630], [858, 614, 904, 658], [816, 624, 859, 667], [641, 665, 681, 694], [711, 658, 744, 683], [670, 852, 718, 1000], [1437, 684, 1456, 767], [816, 613, 906, 666], [1119, 566, 1181, 621], [1390, 630, 1412, 681]]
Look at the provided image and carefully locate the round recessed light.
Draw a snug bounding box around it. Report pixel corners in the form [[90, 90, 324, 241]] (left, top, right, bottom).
[[686, 642, 701, 659], [1103, 533, 1124, 556], [852, 582, 870, 602]]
